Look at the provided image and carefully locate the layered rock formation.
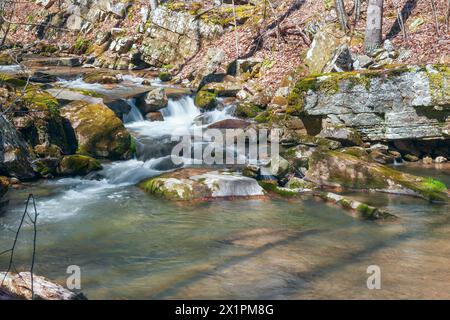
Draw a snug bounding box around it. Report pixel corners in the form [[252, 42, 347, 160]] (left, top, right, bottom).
[[288, 65, 449, 144]]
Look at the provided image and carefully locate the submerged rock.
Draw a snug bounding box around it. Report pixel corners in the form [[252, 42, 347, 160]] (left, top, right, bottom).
[[0, 272, 86, 300], [57, 155, 102, 176], [316, 191, 396, 220], [139, 168, 265, 201], [306, 149, 449, 202], [60, 101, 132, 160]]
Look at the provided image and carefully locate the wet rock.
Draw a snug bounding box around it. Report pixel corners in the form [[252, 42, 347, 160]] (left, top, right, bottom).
[[28, 72, 58, 83], [235, 102, 262, 118], [57, 155, 102, 176], [281, 144, 317, 169], [435, 156, 448, 163], [60, 101, 132, 160], [145, 111, 164, 122], [34, 143, 62, 158], [0, 272, 86, 300], [201, 76, 242, 97], [286, 177, 316, 190], [0, 115, 36, 179], [46, 88, 104, 105], [33, 157, 60, 178], [263, 155, 290, 179], [403, 154, 419, 162], [83, 72, 121, 84], [137, 87, 168, 114], [242, 164, 260, 179], [306, 149, 449, 201], [139, 168, 265, 201], [316, 191, 395, 220], [423, 156, 433, 164], [194, 90, 218, 111], [105, 99, 132, 119], [23, 56, 81, 68], [207, 119, 251, 130]]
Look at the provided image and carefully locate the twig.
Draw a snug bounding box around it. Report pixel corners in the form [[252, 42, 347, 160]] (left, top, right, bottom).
[[0, 194, 39, 300], [430, 0, 440, 36]]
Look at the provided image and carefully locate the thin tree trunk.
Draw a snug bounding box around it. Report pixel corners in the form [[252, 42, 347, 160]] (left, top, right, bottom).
[[430, 0, 439, 35], [364, 0, 384, 54], [447, 0, 450, 31], [150, 0, 158, 11], [355, 0, 362, 21], [335, 0, 349, 32], [231, 0, 239, 58]]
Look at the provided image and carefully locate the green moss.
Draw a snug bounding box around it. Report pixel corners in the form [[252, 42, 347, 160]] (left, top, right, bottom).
[[158, 71, 172, 82], [194, 90, 217, 110], [356, 203, 377, 217], [22, 89, 59, 115], [235, 102, 261, 118], [426, 64, 450, 105], [0, 73, 27, 87], [58, 155, 102, 176], [74, 37, 92, 54], [258, 181, 297, 197]]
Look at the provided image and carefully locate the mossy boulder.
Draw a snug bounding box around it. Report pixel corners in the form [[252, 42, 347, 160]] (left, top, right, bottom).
[[235, 102, 261, 118], [60, 101, 132, 160], [139, 168, 264, 201], [306, 149, 449, 201], [158, 71, 172, 82], [194, 90, 218, 110], [57, 155, 102, 176], [83, 72, 121, 84]]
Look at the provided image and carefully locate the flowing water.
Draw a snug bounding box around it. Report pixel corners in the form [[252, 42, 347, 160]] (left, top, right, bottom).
[[1, 85, 450, 299]]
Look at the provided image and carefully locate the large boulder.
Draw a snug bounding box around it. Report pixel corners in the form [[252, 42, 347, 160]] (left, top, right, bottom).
[[136, 87, 168, 115], [0, 272, 86, 300], [141, 7, 223, 67], [60, 101, 132, 160], [306, 149, 449, 201], [57, 155, 102, 176], [289, 65, 450, 142], [0, 115, 36, 179], [139, 168, 265, 201], [83, 72, 121, 84]]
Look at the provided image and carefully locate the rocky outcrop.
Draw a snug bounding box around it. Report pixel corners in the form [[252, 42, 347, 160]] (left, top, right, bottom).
[[139, 168, 265, 201], [289, 65, 450, 143], [0, 115, 36, 179], [60, 101, 132, 160], [0, 272, 86, 300], [306, 149, 449, 202], [141, 7, 223, 67]]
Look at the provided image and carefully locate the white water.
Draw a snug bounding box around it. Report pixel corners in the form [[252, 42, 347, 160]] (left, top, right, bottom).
[[14, 95, 236, 221], [0, 65, 22, 73]]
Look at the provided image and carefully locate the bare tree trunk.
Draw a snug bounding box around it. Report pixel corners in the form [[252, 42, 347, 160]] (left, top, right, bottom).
[[150, 0, 158, 11], [364, 0, 384, 54], [335, 0, 349, 32], [355, 0, 362, 21], [447, 0, 450, 31], [430, 0, 439, 35]]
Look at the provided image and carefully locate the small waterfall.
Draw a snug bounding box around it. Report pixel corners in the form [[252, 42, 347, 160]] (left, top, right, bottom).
[[393, 158, 404, 166], [123, 99, 144, 123]]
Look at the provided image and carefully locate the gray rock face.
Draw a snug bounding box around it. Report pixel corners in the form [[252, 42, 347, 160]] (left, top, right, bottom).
[[296, 65, 450, 141], [141, 7, 223, 66], [0, 115, 36, 179], [137, 87, 168, 115]]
